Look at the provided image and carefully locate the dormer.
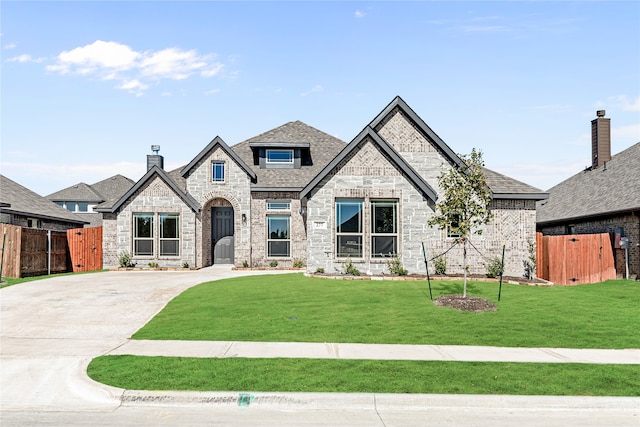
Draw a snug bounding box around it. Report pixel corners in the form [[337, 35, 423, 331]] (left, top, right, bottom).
[[248, 142, 312, 169]]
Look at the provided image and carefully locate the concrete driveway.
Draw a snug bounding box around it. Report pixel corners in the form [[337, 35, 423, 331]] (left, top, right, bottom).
[[0, 266, 287, 411]]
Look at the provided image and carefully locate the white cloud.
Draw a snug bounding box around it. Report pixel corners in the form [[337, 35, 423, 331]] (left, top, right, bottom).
[[204, 88, 220, 95], [614, 95, 640, 112], [300, 85, 324, 97], [4, 43, 17, 49], [44, 40, 225, 95], [6, 54, 45, 63], [613, 124, 640, 141], [355, 10, 366, 18]]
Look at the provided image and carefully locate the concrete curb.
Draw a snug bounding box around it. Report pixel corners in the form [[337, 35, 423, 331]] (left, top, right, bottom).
[[121, 390, 640, 413]]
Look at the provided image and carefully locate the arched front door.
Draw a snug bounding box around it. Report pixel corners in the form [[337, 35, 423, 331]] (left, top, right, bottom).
[[212, 206, 234, 264]]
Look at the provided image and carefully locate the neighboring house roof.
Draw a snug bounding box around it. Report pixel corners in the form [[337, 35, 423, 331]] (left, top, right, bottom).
[[483, 168, 548, 200], [232, 120, 347, 191], [301, 127, 439, 201], [181, 136, 256, 181], [46, 174, 135, 204], [537, 142, 640, 225], [0, 175, 88, 225], [97, 166, 201, 213]]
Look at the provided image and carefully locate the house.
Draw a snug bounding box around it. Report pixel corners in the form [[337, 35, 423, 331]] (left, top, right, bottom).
[[46, 175, 134, 227], [537, 111, 640, 279], [0, 175, 88, 231], [98, 96, 548, 276]]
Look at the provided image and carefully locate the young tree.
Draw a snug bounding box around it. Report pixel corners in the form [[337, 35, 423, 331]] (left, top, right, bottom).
[[428, 149, 492, 297]]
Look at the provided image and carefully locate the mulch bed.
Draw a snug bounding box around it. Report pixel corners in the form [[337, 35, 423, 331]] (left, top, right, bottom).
[[434, 294, 497, 312]]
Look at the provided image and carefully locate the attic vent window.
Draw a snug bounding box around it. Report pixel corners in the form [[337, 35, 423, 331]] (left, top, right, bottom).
[[266, 149, 293, 164]]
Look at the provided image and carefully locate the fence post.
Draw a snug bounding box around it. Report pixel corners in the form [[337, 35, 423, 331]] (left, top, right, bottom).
[[47, 230, 51, 276], [498, 241, 506, 301], [0, 230, 6, 280]]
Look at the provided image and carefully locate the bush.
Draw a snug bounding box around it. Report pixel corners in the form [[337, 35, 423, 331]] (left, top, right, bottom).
[[434, 256, 446, 275], [343, 258, 360, 276], [387, 256, 408, 276], [269, 260, 278, 268], [486, 256, 504, 278], [315, 267, 325, 274], [242, 260, 249, 268], [293, 258, 305, 268], [182, 261, 189, 268], [148, 262, 159, 268], [523, 239, 536, 279], [118, 251, 132, 268]]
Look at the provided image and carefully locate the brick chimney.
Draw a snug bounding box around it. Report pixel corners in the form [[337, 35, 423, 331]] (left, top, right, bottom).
[[591, 110, 611, 169], [147, 145, 164, 171]]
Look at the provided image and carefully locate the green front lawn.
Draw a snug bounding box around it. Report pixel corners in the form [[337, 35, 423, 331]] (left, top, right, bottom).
[[133, 274, 640, 349], [88, 356, 640, 396], [90, 275, 640, 395]]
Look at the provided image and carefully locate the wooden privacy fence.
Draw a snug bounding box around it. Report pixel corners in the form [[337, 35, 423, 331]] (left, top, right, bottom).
[[536, 232, 616, 285], [0, 224, 103, 278], [67, 226, 103, 272], [0, 224, 69, 278]]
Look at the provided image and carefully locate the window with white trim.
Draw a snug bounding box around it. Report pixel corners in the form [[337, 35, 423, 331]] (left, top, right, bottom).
[[212, 161, 225, 182], [335, 199, 363, 258], [267, 201, 291, 211], [266, 149, 293, 164], [371, 201, 398, 257], [267, 215, 290, 257], [133, 213, 154, 256]]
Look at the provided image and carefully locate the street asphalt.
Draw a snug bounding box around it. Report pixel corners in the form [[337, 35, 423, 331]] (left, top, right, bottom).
[[1, 266, 638, 426]]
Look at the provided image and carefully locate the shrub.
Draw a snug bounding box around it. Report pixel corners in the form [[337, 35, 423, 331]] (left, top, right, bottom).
[[148, 262, 159, 268], [387, 256, 408, 276], [434, 256, 446, 275], [293, 258, 305, 268], [269, 260, 278, 268], [486, 256, 504, 278], [182, 261, 189, 269], [242, 260, 249, 268], [343, 258, 360, 276], [315, 267, 325, 274], [118, 251, 132, 268], [523, 239, 536, 279]]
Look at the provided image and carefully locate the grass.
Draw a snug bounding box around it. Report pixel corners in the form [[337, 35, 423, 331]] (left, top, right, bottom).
[[88, 356, 640, 396], [89, 274, 640, 395], [133, 274, 640, 349], [0, 270, 106, 289]]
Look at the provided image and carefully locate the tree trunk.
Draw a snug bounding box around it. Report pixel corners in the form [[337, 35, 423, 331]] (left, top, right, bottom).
[[463, 239, 468, 298]]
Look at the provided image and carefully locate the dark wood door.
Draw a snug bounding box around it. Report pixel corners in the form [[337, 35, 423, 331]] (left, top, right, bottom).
[[212, 207, 234, 264]]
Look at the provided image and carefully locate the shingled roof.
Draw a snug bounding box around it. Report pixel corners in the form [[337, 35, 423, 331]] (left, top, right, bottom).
[[46, 175, 134, 204], [483, 168, 548, 200], [537, 142, 640, 224], [232, 121, 347, 191], [0, 175, 87, 225]]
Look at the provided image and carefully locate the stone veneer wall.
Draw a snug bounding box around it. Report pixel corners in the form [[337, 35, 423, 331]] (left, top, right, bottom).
[[250, 192, 306, 268], [538, 213, 640, 278], [10, 215, 82, 232], [306, 137, 438, 275], [184, 146, 252, 267], [304, 108, 539, 277], [106, 176, 197, 268]]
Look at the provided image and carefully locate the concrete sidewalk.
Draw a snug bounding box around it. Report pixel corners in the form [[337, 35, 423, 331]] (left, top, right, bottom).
[[108, 340, 640, 364]]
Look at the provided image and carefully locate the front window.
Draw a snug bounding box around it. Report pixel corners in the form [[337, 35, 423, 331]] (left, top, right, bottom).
[[371, 201, 398, 257], [133, 214, 154, 256], [159, 214, 180, 256], [267, 215, 290, 257], [77, 202, 89, 212], [336, 199, 363, 258], [212, 161, 225, 182], [447, 213, 462, 238], [65, 202, 76, 212], [266, 149, 293, 164]]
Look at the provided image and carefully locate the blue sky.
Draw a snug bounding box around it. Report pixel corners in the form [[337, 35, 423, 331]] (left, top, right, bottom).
[[2, 1, 639, 196]]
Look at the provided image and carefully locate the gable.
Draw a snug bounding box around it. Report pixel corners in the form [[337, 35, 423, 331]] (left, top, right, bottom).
[[332, 137, 402, 178], [181, 136, 256, 181], [376, 107, 439, 154]]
